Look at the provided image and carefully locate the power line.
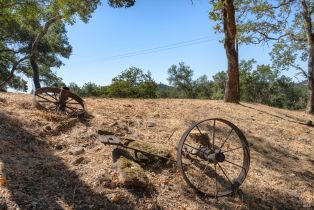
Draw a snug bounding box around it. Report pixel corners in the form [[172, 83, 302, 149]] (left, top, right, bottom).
[[95, 36, 218, 61]]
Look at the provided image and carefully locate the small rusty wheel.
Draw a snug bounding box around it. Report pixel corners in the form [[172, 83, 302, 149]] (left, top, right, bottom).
[[33, 87, 85, 116], [177, 118, 250, 197]]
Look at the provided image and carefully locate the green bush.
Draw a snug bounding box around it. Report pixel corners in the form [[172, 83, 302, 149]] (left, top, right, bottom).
[[106, 80, 136, 98], [106, 67, 157, 98]]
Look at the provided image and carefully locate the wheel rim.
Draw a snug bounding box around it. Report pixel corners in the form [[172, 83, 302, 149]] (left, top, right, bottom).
[[177, 118, 250, 197], [33, 87, 85, 116]]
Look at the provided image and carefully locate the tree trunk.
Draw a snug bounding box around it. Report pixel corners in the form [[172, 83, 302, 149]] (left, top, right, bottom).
[[301, 0, 314, 114], [306, 36, 314, 114], [30, 54, 41, 89], [29, 15, 61, 90], [223, 0, 240, 103], [0, 57, 29, 90]]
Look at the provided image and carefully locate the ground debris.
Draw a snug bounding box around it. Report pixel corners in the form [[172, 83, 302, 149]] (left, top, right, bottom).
[[112, 156, 149, 188], [0, 92, 313, 209]]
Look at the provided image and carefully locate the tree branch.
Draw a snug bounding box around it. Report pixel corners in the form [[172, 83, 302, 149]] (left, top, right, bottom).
[[31, 15, 62, 54], [0, 56, 29, 89], [255, 30, 290, 41], [270, 0, 296, 9], [290, 63, 307, 78], [0, 49, 19, 54], [0, 15, 62, 89]]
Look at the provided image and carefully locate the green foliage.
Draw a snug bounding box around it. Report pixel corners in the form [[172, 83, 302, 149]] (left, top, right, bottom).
[[0, 61, 28, 91], [68, 82, 82, 96], [106, 80, 135, 98], [211, 71, 227, 100], [113, 67, 151, 85], [67, 68, 157, 98], [108, 0, 136, 8], [156, 85, 185, 98], [80, 82, 105, 97], [209, 0, 311, 80], [1, 0, 137, 91], [65, 61, 306, 110], [194, 75, 213, 99], [108, 67, 157, 98], [137, 80, 158, 98], [68, 82, 106, 97], [239, 59, 306, 109], [167, 62, 195, 98], [0, 0, 100, 90]]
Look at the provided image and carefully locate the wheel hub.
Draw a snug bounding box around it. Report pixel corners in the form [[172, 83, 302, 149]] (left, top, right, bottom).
[[215, 152, 225, 162]]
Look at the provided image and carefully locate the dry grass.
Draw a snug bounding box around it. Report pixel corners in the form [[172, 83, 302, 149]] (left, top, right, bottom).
[[0, 92, 313, 209]]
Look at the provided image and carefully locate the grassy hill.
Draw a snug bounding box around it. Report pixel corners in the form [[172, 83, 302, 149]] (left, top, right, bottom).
[[0, 92, 313, 209]]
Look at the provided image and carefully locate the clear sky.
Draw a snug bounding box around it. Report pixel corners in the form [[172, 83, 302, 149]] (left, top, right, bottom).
[[53, 0, 278, 87]]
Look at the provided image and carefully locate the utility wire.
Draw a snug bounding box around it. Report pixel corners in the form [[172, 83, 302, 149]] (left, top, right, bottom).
[[94, 36, 218, 61]]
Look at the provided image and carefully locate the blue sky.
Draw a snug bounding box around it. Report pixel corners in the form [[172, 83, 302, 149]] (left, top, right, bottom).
[[54, 0, 276, 87]]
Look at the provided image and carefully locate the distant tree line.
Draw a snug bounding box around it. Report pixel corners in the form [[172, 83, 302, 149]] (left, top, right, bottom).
[[66, 62, 306, 110], [1, 0, 312, 113]]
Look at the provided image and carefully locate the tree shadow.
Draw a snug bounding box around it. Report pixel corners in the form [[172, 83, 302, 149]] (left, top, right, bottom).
[[247, 133, 304, 178], [182, 130, 314, 209], [208, 189, 309, 210], [239, 103, 313, 127], [228, 132, 312, 209], [0, 111, 133, 209]]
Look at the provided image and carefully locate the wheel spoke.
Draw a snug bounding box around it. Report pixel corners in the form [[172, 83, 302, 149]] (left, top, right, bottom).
[[53, 93, 58, 100], [220, 128, 234, 149], [203, 162, 210, 174], [65, 98, 74, 103], [215, 163, 218, 198], [212, 120, 216, 149], [67, 102, 81, 105], [66, 104, 84, 110], [184, 152, 208, 167], [65, 106, 76, 112], [66, 105, 83, 111], [44, 92, 58, 101], [67, 107, 84, 112], [36, 94, 55, 103], [217, 163, 233, 185], [182, 155, 199, 171], [47, 105, 57, 110], [37, 100, 55, 103], [177, 118, 250, 197], [196, 125, 203, 135], [222, 146, 243, 153], [224, 160, 247, 175], [183, 143, 202, 151]]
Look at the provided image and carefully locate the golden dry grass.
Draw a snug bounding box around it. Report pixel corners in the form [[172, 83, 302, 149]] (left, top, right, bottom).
[[0, 92, 313, 209]]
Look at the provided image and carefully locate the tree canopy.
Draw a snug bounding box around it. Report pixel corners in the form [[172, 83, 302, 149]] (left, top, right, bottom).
[[0, 0, 136, 91], [208, 0, 314, 113], [167, 62, 195, 99]]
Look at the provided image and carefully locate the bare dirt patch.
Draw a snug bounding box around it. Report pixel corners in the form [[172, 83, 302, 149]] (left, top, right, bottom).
[[0, 92, 313, 209]]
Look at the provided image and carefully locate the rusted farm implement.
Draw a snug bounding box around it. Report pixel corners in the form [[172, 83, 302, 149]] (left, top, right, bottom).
[[33, 86, 85, 116], [33, 87, 250, 198]]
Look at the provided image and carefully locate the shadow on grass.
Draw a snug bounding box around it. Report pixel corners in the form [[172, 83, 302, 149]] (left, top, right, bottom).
[[239, 103, 313, 127], [229, 132, 312, 209], [0, 111, 132, 209], [184, 131, 313, 210]]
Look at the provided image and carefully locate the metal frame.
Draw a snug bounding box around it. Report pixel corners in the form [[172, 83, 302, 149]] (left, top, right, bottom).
[[33, 87, 85, 116], [32, 87, 250, 197], [100, 118, 250, 197]]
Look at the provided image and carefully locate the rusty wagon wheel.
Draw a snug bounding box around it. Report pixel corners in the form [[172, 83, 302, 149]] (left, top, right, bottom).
[[33, 87, 85, 116], [177, 118, 250, 197]]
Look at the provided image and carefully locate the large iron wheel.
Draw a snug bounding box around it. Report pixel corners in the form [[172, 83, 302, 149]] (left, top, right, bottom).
[[33, 87, 85, 116], [177, 118, 250, 197]]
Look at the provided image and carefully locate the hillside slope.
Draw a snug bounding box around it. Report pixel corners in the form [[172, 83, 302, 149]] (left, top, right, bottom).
[[0, 92, 313, 209]]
